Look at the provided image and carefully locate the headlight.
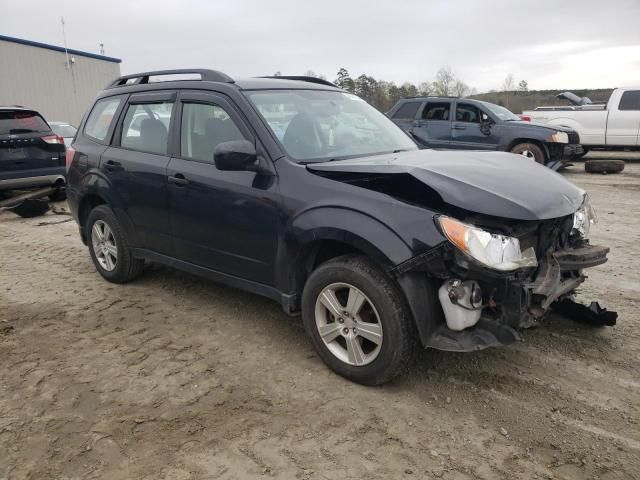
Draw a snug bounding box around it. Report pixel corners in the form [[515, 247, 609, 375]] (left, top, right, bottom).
[[437, 216, 538, 271], [572, 197, 597, 238], [551, 131, 569, 143]]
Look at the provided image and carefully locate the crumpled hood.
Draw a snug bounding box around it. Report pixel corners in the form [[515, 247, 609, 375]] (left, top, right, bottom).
[[508, 120, 576, 133], [307, 149, 585, 220]]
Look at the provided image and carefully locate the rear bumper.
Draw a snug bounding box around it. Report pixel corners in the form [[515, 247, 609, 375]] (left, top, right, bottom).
[[0, 171, 66, 191]]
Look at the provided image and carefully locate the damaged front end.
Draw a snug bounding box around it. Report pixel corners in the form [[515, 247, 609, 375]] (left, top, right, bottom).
[[393, 202, 613, 352]]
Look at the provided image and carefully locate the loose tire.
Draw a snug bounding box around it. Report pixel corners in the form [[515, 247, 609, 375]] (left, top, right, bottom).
[[510, 142, 546, 164], [48, 188, 67, 202], [585, 159, 625, 174], [11, 199, 50, 218], [302, 254, 417, 385], [87, 205, 144, 283]]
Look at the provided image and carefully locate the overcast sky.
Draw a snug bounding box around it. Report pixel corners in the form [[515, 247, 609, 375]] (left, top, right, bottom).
[[2, 0, 639, 92]]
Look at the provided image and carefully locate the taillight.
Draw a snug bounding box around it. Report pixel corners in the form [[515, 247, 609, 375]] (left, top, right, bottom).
[[519, 115, 531, 122], [42, 134, 65, 144], [66, 146, 76, 172]]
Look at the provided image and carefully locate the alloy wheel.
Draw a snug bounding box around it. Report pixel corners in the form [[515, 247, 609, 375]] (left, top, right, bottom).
[[314, 282, 383, 366], [91, 220, 118, 271]]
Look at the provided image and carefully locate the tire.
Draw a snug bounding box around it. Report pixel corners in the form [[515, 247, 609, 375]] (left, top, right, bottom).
[[48, 188, 67, 202], [87, 205, 144, 283], [11, 199, 50, 218], [301, 254, 417, 385], [510, 142, 546, 164], [585, 159, 625, 174]]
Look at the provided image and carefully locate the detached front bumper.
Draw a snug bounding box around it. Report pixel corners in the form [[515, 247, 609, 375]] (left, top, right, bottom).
[[402, 242, 610, 352]]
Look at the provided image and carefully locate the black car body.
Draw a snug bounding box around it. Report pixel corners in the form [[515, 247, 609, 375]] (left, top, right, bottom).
[[0, 107, 66, 192], [387, 97, 582, 167], [66, 70, 609, 385]]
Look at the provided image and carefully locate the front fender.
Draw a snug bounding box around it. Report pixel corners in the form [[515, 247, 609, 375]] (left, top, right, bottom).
[[276, 206, 415, 294]]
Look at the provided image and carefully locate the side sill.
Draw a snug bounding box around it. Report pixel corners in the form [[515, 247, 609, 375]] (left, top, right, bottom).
[[131, 248, 288, 308]]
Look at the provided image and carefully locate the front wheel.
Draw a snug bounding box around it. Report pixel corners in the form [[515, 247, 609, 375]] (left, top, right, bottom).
[[302, 255, 417, 385], [510, 142, 546, 164]]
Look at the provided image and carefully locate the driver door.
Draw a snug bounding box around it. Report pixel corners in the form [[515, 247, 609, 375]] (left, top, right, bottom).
[[450, 102, 501, 150], [167, 91, 280, 285]]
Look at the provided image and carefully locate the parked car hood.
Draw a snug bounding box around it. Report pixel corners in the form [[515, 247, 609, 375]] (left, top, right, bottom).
[[307, 150, 585, 221], [506, 120, 575, 133]]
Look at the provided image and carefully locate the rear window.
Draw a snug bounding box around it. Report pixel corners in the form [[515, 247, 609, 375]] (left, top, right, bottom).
[[0, 111, 49, 135], [84, 96, 123, 142], [392, 102, 420, 120], [619, 90, 640, 111]]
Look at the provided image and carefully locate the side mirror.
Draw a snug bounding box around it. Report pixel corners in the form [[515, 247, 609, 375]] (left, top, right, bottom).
[[214, 140, 258, 171], [480, 120, 493, 136]]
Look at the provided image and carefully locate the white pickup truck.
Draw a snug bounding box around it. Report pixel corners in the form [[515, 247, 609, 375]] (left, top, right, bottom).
[[522, 87, 640, 154]]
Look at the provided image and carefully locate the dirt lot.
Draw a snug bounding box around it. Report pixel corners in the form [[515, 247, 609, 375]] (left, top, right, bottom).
[[1, 154, 639, 480]]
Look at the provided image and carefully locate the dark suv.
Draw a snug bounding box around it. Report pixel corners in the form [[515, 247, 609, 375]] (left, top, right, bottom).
[[0, 107, 67, 216], [67, 70, 609, 385], [388, 97, 582, 167]]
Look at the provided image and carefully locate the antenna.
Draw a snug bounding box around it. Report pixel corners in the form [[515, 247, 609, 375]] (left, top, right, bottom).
[[100, 43, 105, 55], [61, 16, 70, 69]]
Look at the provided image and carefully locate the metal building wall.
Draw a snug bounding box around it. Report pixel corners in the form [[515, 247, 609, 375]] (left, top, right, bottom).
[[0, 40, 121, 126]]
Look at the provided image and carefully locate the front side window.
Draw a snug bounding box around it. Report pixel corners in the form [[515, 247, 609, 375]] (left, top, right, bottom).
[[392, 102, 420, 120], [120, 102, 173, 154], [246, 90, 417, 162], [455, 103, 481, 123], [480, 102, 520, 121], [619, 90, 640, 111], [180, 103, 245, 162], [423, 102, 450, 121], [84, 97, 122, 141]]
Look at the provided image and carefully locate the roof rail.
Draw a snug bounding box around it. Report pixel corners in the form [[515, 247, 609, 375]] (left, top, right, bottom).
[[260, 76, 337, 88], [107, 69, 234, 88]]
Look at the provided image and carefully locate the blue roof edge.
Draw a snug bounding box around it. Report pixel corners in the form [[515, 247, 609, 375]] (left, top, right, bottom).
[[0, 34, 122, 63]]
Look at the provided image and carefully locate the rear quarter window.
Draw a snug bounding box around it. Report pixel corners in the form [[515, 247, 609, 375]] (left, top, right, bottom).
[[0, 111, 49, 135], [84, 96, 123, 142], [618, 91, 640, 111]]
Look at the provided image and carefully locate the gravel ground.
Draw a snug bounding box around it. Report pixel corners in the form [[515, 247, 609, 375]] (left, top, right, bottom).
[[1, 154, 639, 480]]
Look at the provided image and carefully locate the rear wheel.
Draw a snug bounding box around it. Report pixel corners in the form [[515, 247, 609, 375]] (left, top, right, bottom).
[[302, 255, 417, 385], [510, 142, 546, 164], [87, 205, 144, 283]]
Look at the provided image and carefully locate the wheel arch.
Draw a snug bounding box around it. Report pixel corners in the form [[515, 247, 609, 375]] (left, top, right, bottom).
[[506, 138, 549, 162]]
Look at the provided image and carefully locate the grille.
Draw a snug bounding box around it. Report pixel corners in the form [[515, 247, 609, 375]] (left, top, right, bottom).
[[567, 132, 579, 145]]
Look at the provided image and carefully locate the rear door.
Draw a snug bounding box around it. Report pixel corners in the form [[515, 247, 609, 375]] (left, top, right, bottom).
[[0, 109, 65, 182], [450, 101, 500, 150], [100, 91, 176, 255], [606, 90, 640, 146], [389, 101, 422, 135], [412, 101, 452, 148]]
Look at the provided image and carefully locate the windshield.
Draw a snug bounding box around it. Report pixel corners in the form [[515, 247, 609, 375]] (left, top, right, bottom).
[[480, 102, 520, 121], [51, 124, 77, 137], [246, 90, 417, 162]]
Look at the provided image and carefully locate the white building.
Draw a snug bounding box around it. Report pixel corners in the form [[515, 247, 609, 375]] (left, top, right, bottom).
[[0, 34, 122, 126]]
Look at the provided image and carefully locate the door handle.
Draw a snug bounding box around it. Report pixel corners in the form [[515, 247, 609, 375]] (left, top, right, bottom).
[[104, 160, 124, 171], [168, 173, 189, 186], [453, 124, 466, 130]]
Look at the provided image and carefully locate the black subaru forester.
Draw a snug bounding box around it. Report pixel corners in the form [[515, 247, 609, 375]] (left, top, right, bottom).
[[67, 69, 610, 385]]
